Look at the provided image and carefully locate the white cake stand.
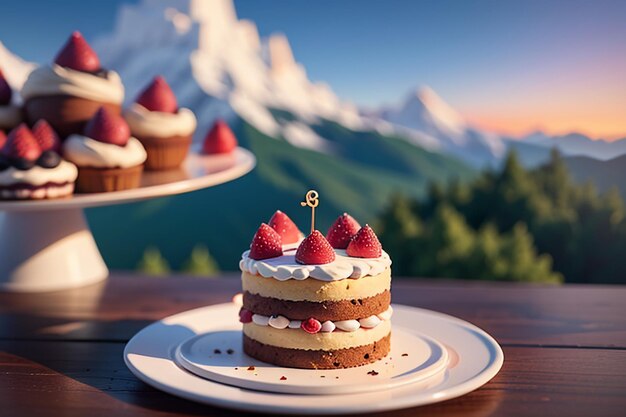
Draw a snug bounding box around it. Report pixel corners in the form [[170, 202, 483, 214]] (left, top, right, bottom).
[[0, 148, 255, 293]]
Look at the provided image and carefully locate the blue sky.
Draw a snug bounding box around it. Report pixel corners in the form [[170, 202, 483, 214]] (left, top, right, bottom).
[[1, 0, 625, 138]]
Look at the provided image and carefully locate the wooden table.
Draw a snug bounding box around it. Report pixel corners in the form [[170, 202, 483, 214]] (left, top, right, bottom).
[[1, 274, 625, 417]]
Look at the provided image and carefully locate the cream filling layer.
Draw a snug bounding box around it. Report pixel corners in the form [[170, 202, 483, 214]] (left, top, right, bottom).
[[240, 248, 392, 281], [249, 306, 393, 333], [243, 319, 391, 351], [0, 160, 78, 186], [0, 105, 22, 128], [21, 65, 124, 104], [241, 269, 391, 302], [64, 135, 147, 169], [124, 103, 197, 138]]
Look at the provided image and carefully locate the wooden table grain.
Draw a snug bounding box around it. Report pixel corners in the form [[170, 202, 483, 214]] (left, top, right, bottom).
[[1, 274, 625, 417]]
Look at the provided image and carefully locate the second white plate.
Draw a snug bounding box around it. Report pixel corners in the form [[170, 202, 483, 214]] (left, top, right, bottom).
[[174, 328, 449, 395]]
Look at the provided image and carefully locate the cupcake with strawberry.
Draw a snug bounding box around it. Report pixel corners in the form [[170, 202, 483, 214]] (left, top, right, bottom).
[[201, 119, 238, 155], [0, 69, 23, 131], [63, 107, 146, 193], [239, 209, 393, 369], [0, 123, 77, 200], [123, 76, 196, 171], [21, 31, 124, 138]]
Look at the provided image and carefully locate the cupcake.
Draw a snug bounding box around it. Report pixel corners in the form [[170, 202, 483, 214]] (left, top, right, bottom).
[[21, 32, 124, 138], [64, 107, 146, 193], [201, 119, 237, 155], [0, 69, 23, 131], [124, 76, 196, 170], [0, 123, 77, 200]]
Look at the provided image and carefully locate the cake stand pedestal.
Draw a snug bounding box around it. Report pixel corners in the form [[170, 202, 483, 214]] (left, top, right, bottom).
[[0, 148, 255, 292]]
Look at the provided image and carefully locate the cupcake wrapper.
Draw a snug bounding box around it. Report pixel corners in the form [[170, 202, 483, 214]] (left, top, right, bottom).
[[76, 164, 143, 193], [25, 95, 121, 139], [136, 134, 193, 171]]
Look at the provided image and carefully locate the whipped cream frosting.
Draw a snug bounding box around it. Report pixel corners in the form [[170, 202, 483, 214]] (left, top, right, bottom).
[[248, 306, 393, 333], [21, 65, 124, 104], [0, 105, 22, 129], [64, 134, 147, 169], [124, 103, 197, 138], [0, 160, 78, 186], [240, 248, 392, 281]]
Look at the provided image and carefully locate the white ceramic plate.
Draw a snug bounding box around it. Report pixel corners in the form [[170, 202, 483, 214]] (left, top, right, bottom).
[[124, 303, 503, 415], [174, 328, 449, 395]]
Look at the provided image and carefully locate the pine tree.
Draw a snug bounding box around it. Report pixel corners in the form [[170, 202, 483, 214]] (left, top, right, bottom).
[[417, 204, 475, 278], [377, 195, 422, 275], [499, 223, 562, 283], [137, 246, 170, 276], [534, 148, 574, 218], [182, 244, 220, 277], [603, 187, 624, 225]]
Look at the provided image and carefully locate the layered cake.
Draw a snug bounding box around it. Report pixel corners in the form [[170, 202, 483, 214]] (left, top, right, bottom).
[[22, 32, 124, 137], [239, 210, 392, 369]]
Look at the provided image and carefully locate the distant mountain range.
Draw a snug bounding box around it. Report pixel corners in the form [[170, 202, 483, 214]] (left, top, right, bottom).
[[564, 154, 626, 196], [366, 87, 508, 167], [0, 0, 624, 270], [370, 88, 626, 167], [517, 131, 626, 161]]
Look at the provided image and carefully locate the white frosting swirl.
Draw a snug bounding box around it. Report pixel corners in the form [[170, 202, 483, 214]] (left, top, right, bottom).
[[0, 160, 78, 186], [246, 306, 393, 333], [268, 315, 290, 329], [334, 320, 361, 332], [321, 321, 336, 332], [0, 105, 22, 129], [21, 65, 124, 104], [239, 248, 392, 281], [288, 320, 302, 329], [123, 103, 197, 138], [64, 134, 147, 169]]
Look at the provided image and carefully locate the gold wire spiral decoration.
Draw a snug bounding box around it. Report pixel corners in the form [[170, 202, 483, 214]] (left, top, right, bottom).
[[300, 190, 319, 233]]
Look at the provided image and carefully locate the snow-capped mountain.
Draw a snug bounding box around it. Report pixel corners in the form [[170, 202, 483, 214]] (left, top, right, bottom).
[[90, 0, 368, 153], [376, 87, 466, 138], [518, 131, 626, 161], [91, 0, 510, 164], [369, 87, 507, 167]]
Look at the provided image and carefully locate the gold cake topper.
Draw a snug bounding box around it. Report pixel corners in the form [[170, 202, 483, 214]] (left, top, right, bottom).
[[300, 190, 319, 234]]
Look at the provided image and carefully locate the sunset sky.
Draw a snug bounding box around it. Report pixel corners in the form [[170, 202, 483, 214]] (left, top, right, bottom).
[[1, 0, 625, 139]]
